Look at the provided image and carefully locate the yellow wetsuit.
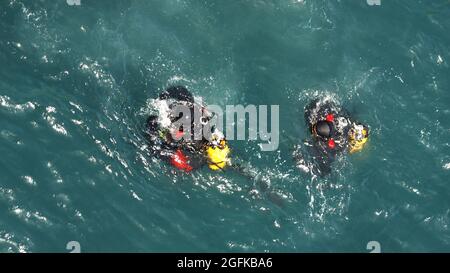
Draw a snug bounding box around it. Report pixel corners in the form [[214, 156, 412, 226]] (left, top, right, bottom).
[[348, 127, 369, 153], [206, 140, 230, 170]]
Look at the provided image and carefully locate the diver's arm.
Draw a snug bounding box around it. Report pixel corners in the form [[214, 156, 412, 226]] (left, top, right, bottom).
[[229, 157, 285, 207], [228, 157, 257, 180]]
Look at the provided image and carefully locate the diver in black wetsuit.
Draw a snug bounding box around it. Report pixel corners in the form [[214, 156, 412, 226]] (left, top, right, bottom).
[[145, 86, 285, 206], [296, 98, 369, 176], [145, 86, 230, 172]]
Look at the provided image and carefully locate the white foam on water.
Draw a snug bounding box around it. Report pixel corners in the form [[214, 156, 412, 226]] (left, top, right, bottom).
[[0, 232, 30, 253], [11, 206, 50, 226], [69, 101, 84, 112], [375, 210, 389, 218], [227, 241, 251, 251], [398, 181, 422, 196], [0, 188, 15, 202], [78, 57, 116, 88], [47, 162, 63, 183], [274, 220, 281, 228], [131, 190, 143, 201], [21, 176, 36, 186], [43, 106, 69, 136], [168, 75, 195, 84], [54, 193, 70, 209], [75, 210, 85, 221], [395, 75, 405, 84], [71, 119, 83, 125], [87, 156, 97, 163], [0, 95, 36, 113], [153, 99, 172, 128]]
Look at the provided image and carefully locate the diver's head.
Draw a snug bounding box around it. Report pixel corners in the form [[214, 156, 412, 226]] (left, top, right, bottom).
[[209, 129, 225, 147], [314, 120, 333, 138]]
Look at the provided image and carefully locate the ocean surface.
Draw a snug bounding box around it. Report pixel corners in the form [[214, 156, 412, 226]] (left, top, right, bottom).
[[1, 0, 450, 252]]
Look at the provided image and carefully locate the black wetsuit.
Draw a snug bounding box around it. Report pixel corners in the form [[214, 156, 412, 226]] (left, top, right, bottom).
[[145, 86, 208, 171], [302, 99, 354, 176]]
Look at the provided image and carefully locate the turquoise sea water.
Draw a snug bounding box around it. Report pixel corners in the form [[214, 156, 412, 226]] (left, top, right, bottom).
[[1, 0, 450, 252]]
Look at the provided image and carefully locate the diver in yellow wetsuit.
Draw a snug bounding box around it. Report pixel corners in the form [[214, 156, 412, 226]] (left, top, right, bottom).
[[205, 129, 231, 170], [347, 124, 369, 153]]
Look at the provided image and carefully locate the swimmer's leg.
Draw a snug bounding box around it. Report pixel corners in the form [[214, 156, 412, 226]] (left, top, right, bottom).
[[230, 158, 285, 207], [312, 148, 333, 177], [316, 156, 332, 177]]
